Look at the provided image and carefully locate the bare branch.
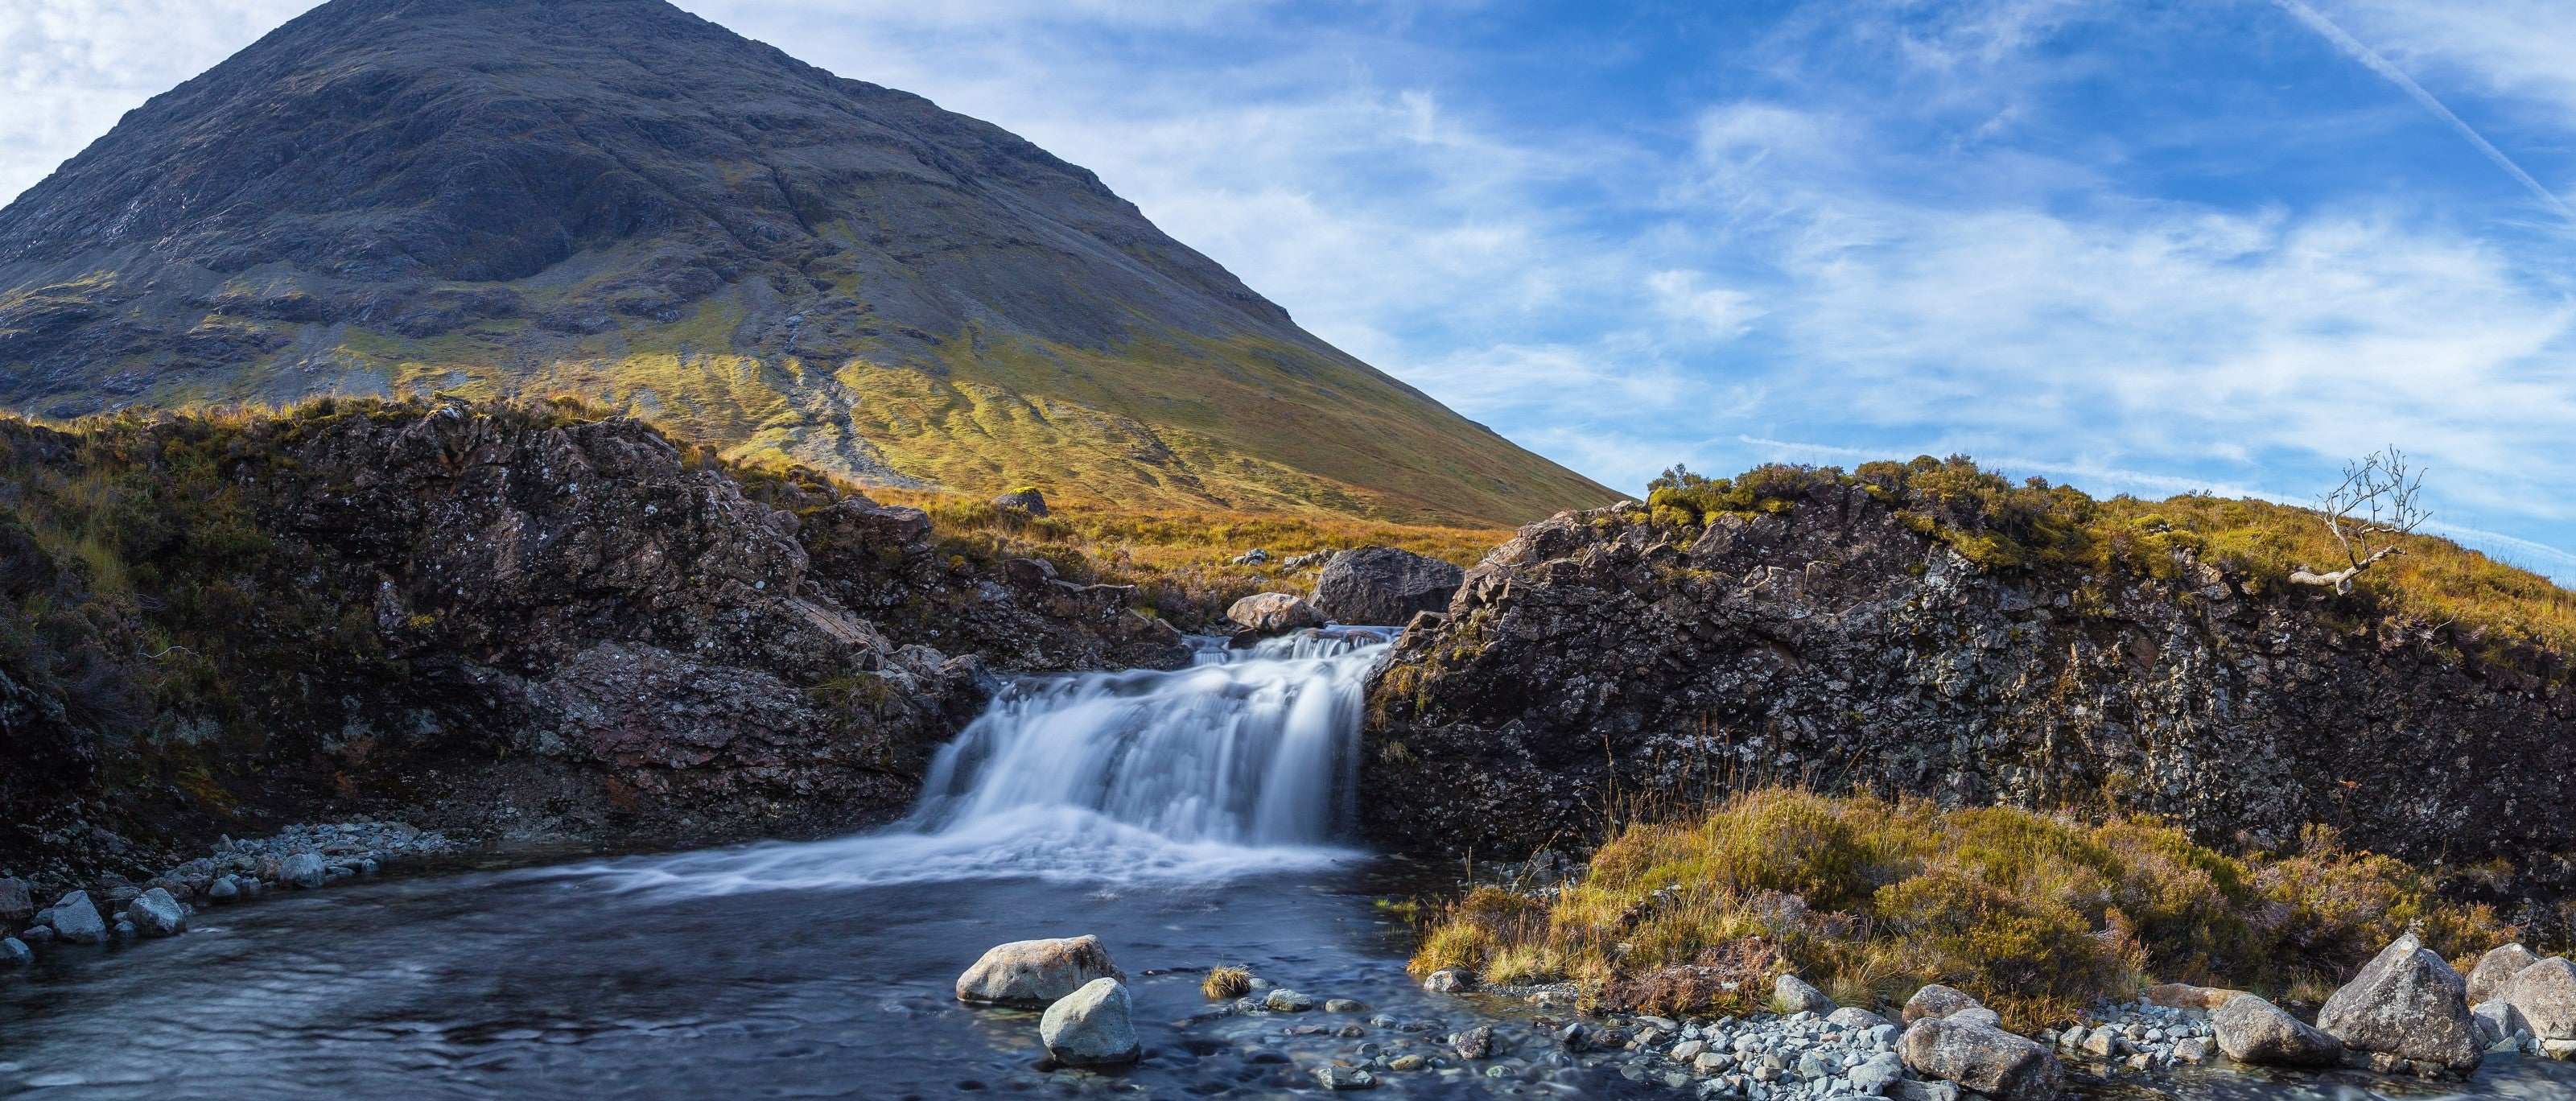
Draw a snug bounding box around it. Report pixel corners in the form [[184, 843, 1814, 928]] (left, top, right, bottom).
[[2291, 447, 2430, 592]]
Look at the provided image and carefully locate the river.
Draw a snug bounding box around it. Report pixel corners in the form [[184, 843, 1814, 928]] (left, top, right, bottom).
[[1, 634, 2570, 1099]]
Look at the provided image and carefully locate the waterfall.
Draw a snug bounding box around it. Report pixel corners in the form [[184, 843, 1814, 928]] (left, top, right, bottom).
[[584, 629, 1392, 894]]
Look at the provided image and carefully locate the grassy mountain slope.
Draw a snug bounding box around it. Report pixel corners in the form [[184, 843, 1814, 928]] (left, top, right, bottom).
[[0, 0, 1614, 526]]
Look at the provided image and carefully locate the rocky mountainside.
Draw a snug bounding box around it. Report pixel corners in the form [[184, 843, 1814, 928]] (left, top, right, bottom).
[[0, 398, 1185, 885], [1362, 467, 2576, 920], [0, 0, 1612, 526]]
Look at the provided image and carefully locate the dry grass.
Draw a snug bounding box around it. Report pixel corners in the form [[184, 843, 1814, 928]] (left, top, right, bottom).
[[1410, 789, 2510, 1030], [1202, 966, 1252, 1000]]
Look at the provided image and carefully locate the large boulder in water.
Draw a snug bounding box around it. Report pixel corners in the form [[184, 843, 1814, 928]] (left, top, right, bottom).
[[1227, 592, 1323, 637], [956, 934, 1127, 1008], [1041, 977, 1140, 1065], [1313, 547, 1463, 626], [2212, 993, 2343, 1066], [1898, 1016, 2063, 1101], [2469, 943, 2545, 1004], [2317, 932, 2483, 1071], [125, 888, 186, 937]]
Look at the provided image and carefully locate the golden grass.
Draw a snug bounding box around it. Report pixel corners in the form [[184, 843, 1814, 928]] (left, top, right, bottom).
[[1202, 966, 1252, 1000], [1411, 789, 2510, 1030]]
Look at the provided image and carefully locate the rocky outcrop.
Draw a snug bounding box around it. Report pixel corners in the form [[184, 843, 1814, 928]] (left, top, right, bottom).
[[1313, 547, 1464, 626], [0, 401, 1184, 892], [2317, 933, 2483, 1072], [1359, 493, 2576, 908]]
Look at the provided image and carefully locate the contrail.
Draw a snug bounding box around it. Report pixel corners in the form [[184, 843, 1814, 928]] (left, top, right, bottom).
[[2270, 0, 2576, 226]]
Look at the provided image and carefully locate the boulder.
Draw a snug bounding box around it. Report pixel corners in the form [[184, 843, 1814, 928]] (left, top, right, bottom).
[[1902, 984, 1984, 1024], [279, 851, 328, 889], [2212, 993, 2343, 1066], [2141, 983, 2242, 1011], [1774, 974, 1837, 1014], [1453, 1024, 1494, 1060], [126, 888, 186, 937], [1313, 548, 1465, 626], [1263, 988, 1315, 1012], [1849, 1051, 1904, 1092], [0, 876, 31, 923], [1038, 977, 1139, 1065], [991, 489, 1049, 517], [1226, 592, 1322, 636], [2468, 944, 2544, 1004], [2474, 999, 2526, 1047], [1421, 968, 1473, 993], [1898, 1016, 2064, 1101], [1, 937, 28, 966], [2496, 956, 2576, 1041], [955, 934, 1126, 1008], [1828, 1006, 1894, 1031], [43, 890, 105, 944], [2316, 932, 2483, 1070]]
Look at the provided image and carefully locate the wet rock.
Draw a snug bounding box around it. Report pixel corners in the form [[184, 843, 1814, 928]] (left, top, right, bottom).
[[955, 934, 1126, 1008], [1313, 548, 1464, 627], [2213, 993, 2343, 1066], [279, 851, 328, 889], [1312, 1065, 1377, 1090], [0, 877, 30, 924], [2496, 956, 2576, 1041], [2317, 932, 2483, 1071], [1423, 968, 1473, 993], [43, 890, 104, 944], [2468, 944, 2544, 1004], [1227, 592, 1322, 636], [1453, 1024, 1494, 1060], [19, 926, 51, 946], [125, 888, 185, 937], [1264, 988, 1316, 1012], [1325, 998, 1363, 1012], [1038, 977, 1140, 1066], [1899, 1016, 2064, 1101], [1387, 1054, 1428, 1071], [1774, 974, 1836, 1014], [1903, 984, 1983, 1024]]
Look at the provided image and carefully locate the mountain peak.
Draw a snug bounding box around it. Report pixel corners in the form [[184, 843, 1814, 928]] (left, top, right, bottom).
[[0, 0, 1613, 525]]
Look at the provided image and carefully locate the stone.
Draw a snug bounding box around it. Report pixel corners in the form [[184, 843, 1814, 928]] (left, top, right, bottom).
[[1899, 1016, 2064, 1101], [43, 890, 105, 944], [1774, 974, 1837, 1014], [20, 925, 51, 945], [1949, 1007, 2001, 1028], [1453, 1024, 1494, 1060], [1387, 1054, 1428, 1071], [1312, 1065, 1376, 1090], [955, 934, 1126, 1008], [0, 877, 30, 923], [1696, 1051, 1734, 1073], [2172, 1037, 2211, 1063], [1423, 968, 1473, 993], [0, 937, 27, 967], [1902, 984, 1983, 1024], [126, 888, 186, 937], [279, 851, 328, 889], [1890, 1081, 1960, 1101], [1264, 988, 1316, 1012], [2211, 993, 2344, 1066], [991, 489, 1049, 517], [1325, 999, 1363, 1013], [1312, 547, 1465, 626], [1670, 1040, 1709, 1062], [1038, 977, 1140, 1066], [207, 876, 239, 902], [2542, 1038, 2576, 1060], [1226, 592, 1323, 636], [2473, 999, 2523, 1047], [2467, 944, 2544, 1004], [2078, 1027, 2120, 1058], [2496, 956, 2576, 1040], [1828, 1007, 1894, 1031], [2141, 983, 2243, 1012], [2316, 932, 2483, 1070], [113, 919, 136, 938]]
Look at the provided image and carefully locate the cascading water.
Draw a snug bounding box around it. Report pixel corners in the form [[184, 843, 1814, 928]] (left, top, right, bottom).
[[587, 629, 1394, 894]]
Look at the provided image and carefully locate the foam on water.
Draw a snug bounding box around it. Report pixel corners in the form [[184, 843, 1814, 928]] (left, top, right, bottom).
[[571, 629, 1393, 895]]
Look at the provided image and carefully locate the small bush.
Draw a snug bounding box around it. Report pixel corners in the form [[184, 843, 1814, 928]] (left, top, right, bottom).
[[1202, 966, 1251, 1000]]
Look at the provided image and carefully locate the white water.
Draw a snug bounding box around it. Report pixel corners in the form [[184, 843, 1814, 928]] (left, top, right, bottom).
[[582, 630, 1392, 896]]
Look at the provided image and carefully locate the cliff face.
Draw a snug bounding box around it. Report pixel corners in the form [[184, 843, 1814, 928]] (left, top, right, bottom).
[[0, 0, 1614, 525], [1362, 489, 2576, 912], [0, 400, 1184, 883]]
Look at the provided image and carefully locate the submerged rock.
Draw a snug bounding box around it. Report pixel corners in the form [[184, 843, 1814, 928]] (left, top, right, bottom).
[[1038, 977, 1140, 1066], [2213, 993, 2343, 1066], [956, 934, 1126, 1008], [2317, 933, 2483, 1071], [1312, 1065, 1377, 1090]]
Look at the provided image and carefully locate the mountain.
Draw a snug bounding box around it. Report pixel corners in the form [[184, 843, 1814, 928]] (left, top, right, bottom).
[[0, 0, 1614, 526]]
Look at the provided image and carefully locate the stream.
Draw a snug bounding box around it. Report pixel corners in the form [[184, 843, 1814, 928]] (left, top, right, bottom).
[[2, 634, 2572, 1099]]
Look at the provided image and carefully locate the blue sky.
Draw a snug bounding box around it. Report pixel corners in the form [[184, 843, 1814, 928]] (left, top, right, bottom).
[[7, 1, 2576, 579]]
